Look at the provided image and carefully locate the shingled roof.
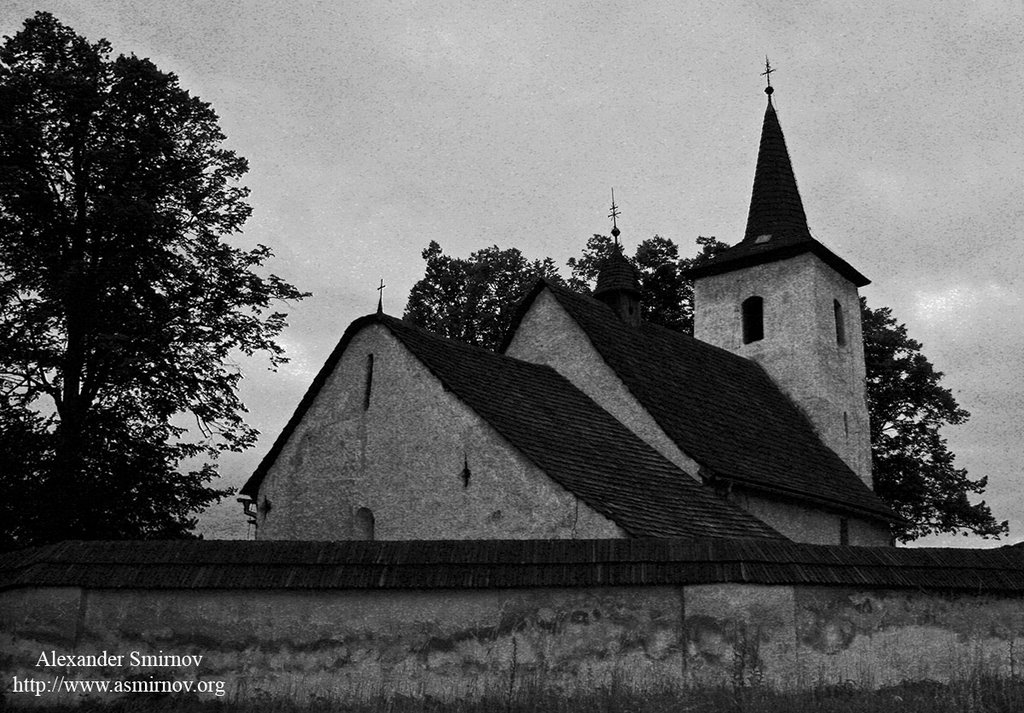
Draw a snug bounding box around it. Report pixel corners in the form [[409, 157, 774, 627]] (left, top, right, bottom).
[[5, 539, 1023, 592], [243, 313, 783, 541], [593, 245, 641, 297], [507, 281, 895, 522], [688, 99, 869, 287]]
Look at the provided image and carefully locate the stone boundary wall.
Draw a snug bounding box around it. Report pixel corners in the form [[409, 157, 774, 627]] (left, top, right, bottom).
[[4, 581, 1024, 705]]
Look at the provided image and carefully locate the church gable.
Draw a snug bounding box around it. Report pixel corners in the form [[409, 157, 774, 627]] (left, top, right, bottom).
[[245, 318, 625, 541], [244, 313, 783, 542], [504, 283, 702, 479]]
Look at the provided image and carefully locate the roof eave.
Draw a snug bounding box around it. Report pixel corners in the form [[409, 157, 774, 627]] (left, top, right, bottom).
[[710, 473, 899, 524], [687, 241, 870, 287]]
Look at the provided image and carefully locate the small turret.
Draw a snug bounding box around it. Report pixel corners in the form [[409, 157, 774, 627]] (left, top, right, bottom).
[[594, 243, 641, 327], [594, 192, 642, 327]]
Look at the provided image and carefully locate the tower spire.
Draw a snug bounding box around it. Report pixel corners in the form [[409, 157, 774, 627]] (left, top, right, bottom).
[[685, 69, 869, 287], [744, 63, 810, 243]]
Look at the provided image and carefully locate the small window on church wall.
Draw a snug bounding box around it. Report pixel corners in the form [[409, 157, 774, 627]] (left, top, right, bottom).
[[354, 507, 375, 540], [742, 296, 764, 344], [363, 354, 374, 410], [834, 300, 846, 346]]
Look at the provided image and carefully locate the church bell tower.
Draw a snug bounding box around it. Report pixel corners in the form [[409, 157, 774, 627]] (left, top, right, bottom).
[[688, 70, 873, 487]]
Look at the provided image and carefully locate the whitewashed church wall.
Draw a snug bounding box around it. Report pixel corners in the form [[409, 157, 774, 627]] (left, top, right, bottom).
[[5, 582, 1024, 704], [734, 491, 891, 547], [255, 324, 624, 541], [505, 288, 702, 480], [694, 253, 872, 487]]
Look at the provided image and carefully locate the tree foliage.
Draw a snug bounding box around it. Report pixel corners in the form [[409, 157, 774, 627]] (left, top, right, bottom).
[[405, 235, 1005, 543], [0, 13, 307, 547], [404, 241, 561, 351], [862, 302, 1006, 541]]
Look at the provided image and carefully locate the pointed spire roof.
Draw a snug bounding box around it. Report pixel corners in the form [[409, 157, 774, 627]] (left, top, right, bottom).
[[744, 100, 811, 243], [688, 87, 869, 287]]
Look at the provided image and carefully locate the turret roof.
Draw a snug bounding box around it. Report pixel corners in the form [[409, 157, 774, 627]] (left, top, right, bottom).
[[594, 245, 641, 297]]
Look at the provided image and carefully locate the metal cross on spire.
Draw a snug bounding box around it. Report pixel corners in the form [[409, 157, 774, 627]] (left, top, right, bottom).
[[608, 188, 621, 245], [761, 56, 776, 101], [376, 278, 386, 314]]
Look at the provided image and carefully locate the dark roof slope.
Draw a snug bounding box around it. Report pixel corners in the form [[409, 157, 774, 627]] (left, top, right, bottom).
[[688, 101, 869, 287], [243, 313, 783, 541], [5, 539, 1023, 592], [510, 281, 894, 522]]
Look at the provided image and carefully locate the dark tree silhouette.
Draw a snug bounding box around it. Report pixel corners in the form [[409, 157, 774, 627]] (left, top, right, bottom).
[[0, 13, 307, 547], [404, 241, 561, 351], [862, 302, 1006, 541], [405, 236, 1005, 543]]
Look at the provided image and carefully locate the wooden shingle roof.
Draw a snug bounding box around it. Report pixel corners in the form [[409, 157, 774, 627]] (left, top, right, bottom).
[[4, 539, 1023, 592], [508, 281, 895, 523], [593, 245, 641, 297], [243, 313, 783, 541]]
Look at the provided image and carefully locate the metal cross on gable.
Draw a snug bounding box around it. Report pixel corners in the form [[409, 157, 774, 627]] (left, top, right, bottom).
[[376, 278, 386, 314]]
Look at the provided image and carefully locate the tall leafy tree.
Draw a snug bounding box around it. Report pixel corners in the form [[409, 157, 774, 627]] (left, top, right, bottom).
[[406, 235, 1005, 542], [0, 13, 307, 547], [863, 302, 1006, 541]]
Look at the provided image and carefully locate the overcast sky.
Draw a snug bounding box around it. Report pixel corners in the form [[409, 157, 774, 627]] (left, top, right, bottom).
[[4, 1, 1022, 546]]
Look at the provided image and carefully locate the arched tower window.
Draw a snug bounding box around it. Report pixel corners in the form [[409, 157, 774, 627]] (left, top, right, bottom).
[[833, 300, 846, 346], [742, 296, 764, 344], [354, 507, 375, 540]]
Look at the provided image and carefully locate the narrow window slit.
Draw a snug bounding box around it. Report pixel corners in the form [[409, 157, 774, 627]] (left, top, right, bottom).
[[363, 354, 374, 410], [834, 299, 846, 346]]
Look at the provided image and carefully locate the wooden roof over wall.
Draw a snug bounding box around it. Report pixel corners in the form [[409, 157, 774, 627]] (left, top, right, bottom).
[[3, 539, 1023, 593]]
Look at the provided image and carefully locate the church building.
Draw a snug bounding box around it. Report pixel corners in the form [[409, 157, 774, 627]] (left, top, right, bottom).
[[240, 84, 897, 547]]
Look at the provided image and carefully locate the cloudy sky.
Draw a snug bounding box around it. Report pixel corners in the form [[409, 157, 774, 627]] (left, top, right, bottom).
[[4, 1, 1021, 546]]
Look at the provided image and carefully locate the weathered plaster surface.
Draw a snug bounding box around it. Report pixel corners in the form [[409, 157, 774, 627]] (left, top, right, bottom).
[[683, 584, 797, 686], [794, 587, 1024, 686], [1, 586, 685, 704], [506, 288, 701, 479], [735, 491, 890, 547], [256, 324, 623, 541], [5, 582, 1024, 704], [694, 252, 872, 487]]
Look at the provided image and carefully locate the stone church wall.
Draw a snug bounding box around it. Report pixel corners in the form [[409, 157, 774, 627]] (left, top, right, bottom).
[[256, 324, 623, 541], [4, 582, 1024, 705]]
